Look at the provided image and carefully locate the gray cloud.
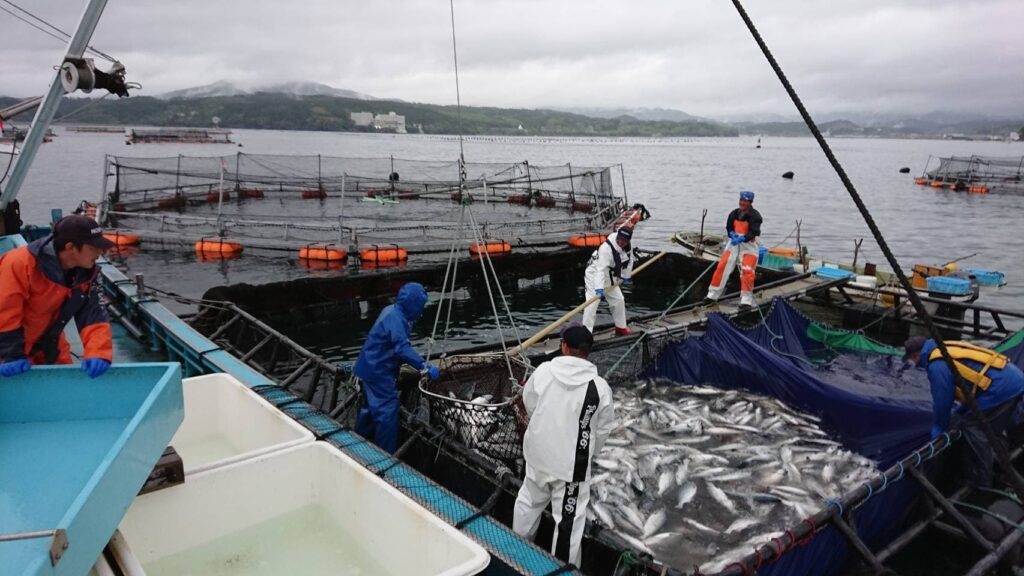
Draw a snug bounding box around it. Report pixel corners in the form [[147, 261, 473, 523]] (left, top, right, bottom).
[[0, 0, 1020, 118]]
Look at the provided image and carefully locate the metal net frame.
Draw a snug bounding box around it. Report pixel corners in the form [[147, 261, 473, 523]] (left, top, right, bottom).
[[101, 153, 625, 250], [924, 154, 1024, 193], [418, 353, 530, 469]]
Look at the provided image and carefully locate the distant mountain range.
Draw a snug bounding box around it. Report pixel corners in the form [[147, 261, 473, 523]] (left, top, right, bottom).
[[158, 81, 374, 101], [553, 106, 712, 124], [0, 80, 1019, 139]]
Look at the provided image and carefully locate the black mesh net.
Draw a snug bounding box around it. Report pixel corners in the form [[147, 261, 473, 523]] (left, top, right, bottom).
[[419, 354, 528, 469]]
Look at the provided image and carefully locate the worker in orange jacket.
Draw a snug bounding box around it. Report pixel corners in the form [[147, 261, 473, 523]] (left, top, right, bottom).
[[0, 215, 115, 377]]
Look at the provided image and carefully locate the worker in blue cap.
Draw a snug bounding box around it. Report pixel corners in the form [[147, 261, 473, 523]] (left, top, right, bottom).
[[904, 336, 1024, 487], [704, 191, 762, 310], [353, 282, 440, 453]]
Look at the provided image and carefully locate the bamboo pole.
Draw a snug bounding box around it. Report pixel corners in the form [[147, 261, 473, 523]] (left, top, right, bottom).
[[511, 250, 669, 354]]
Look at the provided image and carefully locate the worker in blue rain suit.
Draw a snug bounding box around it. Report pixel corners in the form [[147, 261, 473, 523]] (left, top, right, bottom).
[[582, 226, 634, 335], [904, 336, 1024, 487], [353, 282, 440, 453], [513, 324, 616, 567], [704, 191, 762, 311]]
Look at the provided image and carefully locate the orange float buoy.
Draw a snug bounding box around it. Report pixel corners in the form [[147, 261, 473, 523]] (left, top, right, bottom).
[[968, 186, 990, 194], [568, 233, 608, 248], [157, 196, 185, 209], [929, 181, 945, 188], [103, 231, 140, 247], [194, 237, 243, 257], [206, 191, 231, 203], [360, 244, 408, 265], [507, 194, 531, 205], [572, 201, 594, 213], [534, 196, 556, 208], [302, 188, 327, 200], [469, 240, 512, 257], [913, 178, 928, 186], [613, 207, 645, 229], [768, 247, 799, 258], [107, 245, 139, 258], [299, 243, 348, 262], [236, 187, 265, 200]]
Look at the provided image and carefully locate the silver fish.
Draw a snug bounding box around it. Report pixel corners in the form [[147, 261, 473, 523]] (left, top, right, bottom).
[[676, 481, 697, 508], [706, 482, 736, 514], [643, 509, 666, 538], [725, 518, 759, 534], [657, 470, 674, 496]]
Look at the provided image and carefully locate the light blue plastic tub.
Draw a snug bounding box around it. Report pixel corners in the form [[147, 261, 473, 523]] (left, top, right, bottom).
[[966, 268, 1006, 287], [814, 266, 855, 280], [926, 275, 972, 296], [0, 363, 183, 575]]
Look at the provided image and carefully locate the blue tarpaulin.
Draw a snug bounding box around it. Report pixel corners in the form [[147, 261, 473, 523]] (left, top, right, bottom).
[[644, 298, 1024, 576]]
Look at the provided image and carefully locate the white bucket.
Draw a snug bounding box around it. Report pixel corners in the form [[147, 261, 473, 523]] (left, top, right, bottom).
[[116, 442, 490, 576], [171, 373, 314, 475]]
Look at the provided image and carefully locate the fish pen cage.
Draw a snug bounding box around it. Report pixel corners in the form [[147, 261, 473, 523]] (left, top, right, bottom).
[[396, 299, 1024, 576], [918, 155, 1024, 195], [100, 153, 627, 254]]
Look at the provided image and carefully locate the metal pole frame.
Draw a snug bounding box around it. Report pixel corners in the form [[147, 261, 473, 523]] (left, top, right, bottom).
[[0, 0, 111, 210]]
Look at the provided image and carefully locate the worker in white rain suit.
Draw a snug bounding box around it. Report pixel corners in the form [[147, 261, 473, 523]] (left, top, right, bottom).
[[582, 226, 634, 335], [513, 324, 615, 567]]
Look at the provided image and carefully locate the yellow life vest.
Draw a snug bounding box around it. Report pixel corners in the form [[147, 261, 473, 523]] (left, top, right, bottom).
[[928, 340, 1010, 402]]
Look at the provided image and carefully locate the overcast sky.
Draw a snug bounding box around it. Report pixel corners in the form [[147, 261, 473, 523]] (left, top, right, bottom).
[[1, 0, 1021, 119]]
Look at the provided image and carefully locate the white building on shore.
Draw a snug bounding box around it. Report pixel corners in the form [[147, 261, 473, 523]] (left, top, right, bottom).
[[350, 111, 407, 134]]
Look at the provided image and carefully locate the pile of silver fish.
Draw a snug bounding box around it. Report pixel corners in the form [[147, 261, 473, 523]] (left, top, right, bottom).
[[588, 380, 879, 573]]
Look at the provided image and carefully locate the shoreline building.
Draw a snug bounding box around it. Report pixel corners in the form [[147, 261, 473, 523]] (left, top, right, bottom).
[[350, 111, 407, 134]]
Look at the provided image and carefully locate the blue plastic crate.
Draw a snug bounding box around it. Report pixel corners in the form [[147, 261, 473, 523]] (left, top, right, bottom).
[[926, 275, 972, 296], [814, 266, 855, 280], [966, 268, 1006, 287]]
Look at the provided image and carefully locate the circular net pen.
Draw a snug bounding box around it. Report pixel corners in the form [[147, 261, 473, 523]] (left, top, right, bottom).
[[418, 354, 528, 470]]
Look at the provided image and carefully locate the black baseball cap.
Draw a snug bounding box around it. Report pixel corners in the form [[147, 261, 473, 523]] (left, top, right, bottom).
[[616, 226, 633, 245], [903, 335, 928, 361], [561, 322, 594, 352], [54, 215, 115, 249]]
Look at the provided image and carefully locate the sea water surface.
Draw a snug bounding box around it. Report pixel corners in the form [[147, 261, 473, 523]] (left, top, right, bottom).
[[16, 129, 1024, 358]]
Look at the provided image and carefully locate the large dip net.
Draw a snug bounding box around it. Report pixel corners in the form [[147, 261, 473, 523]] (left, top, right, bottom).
[[418, 354, 529, 469], [101, 153, 625, 252]]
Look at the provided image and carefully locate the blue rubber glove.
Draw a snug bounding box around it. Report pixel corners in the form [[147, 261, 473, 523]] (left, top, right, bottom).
[[425, 363, 441, 381], [0, 358, 31, 377], [81, 358, 111, 379], [595, 288, 606, 301]]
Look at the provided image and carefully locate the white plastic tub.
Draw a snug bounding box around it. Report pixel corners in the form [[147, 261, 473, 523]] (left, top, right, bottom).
[[116, 442, 490, 576], [852, 275, 878, 289], [172, 373, 313, 475]]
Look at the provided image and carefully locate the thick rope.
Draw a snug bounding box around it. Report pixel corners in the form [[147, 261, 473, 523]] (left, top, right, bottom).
[[730, 0, 1024, 497], [448, 0, 466, 164], [427, 204, 467, 361], [467, 205, 527, 354], [465, 206, 517, 382]]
